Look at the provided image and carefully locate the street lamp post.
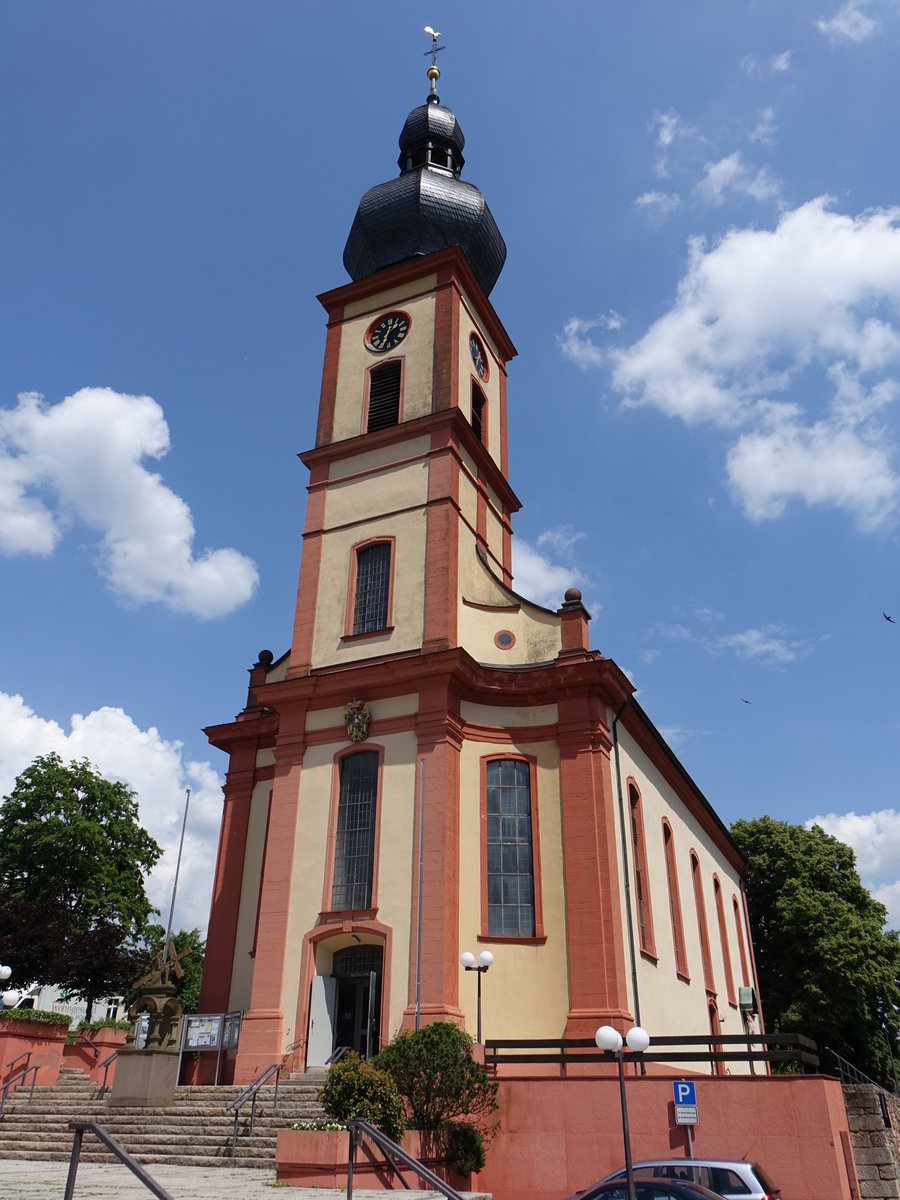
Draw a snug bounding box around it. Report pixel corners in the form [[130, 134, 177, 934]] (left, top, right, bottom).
[[460, 950, 493, 1043], [596, 1024, 651, 1200]]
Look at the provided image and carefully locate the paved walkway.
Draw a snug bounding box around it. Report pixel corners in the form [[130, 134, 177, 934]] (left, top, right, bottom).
[[0, 1159, 464, 1199]]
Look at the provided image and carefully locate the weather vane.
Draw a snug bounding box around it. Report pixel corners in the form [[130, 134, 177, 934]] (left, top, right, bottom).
[[424, 25, 445, 97]]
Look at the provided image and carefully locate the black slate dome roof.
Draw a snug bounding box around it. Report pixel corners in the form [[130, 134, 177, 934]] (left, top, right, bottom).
[[343, 94, 506, 296]]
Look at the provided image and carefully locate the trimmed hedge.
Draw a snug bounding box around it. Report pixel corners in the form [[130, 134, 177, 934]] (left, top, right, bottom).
[[0, 1008, 72, 1028]]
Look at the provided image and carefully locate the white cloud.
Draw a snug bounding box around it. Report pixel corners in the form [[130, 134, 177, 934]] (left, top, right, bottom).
[[649, 109, 695, 178], [602, 198, 900, 527], [807, 809, 900, 928], [694, 153, 781, 206], [635, 191, 682, 220], [0, 388, 259, 618], [657, 725, 707, 749], [512, 529, 590, 610], [0, 691, 223, 936], [740, 50, 794, 78], [816, 0, 877, 43], [709, 624, 808, 664], [558, 313, 623, 370], [748, 108, 778, 147]]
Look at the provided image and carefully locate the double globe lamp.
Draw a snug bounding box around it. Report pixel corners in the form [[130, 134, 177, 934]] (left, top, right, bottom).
[[595, 1024, 651, 1200], [459, 950, 493, 1044], [0, 964, 17, 1009]]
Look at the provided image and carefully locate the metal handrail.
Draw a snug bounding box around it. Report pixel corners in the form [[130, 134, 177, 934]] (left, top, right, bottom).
[[326, 1045, 351, 1065], [348, 1118, 464, 1200], [0, 1062, 39, 1120], [484, 1032, 819, 1076], [826, 1046, 891, 1091], [77, 1029, 101, 1060], [97, 1049, 119, 1095], [3, 1050, 31, 1085], [225, 1061, 283, 1158], [65, 1122, 173, 1200]]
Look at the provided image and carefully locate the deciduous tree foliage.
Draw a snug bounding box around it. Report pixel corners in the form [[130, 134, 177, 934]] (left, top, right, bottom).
[[0, 753, 161, 1018], [732, 815, 900, 1082], [137, 926, 205, 1013]]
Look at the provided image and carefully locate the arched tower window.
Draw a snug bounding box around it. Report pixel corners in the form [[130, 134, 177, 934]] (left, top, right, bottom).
[[713, 875, 737, 1005], [471, 382, 486, 446], [691, 851, 715, 995], [663, 820, 688, 978], [331, 751, 379, 911], [366, 360, 401, 432], [352, 542, 392, 635]]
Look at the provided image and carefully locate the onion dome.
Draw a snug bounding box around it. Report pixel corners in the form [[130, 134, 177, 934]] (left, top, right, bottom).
[[343, 86, 507, 296]]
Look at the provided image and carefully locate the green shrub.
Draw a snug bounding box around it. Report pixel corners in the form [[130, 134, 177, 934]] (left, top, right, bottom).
[[444, 1120, 486, 1175], [0, 1008, 72, 1027], [319, 1052, 406, 1142], [375, 1022, 498, 1134], [77, 1017, 131, 1032]]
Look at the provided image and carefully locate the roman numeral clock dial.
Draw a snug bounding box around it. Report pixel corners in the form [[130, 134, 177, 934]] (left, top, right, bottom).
[[367, 312, 409, 352]]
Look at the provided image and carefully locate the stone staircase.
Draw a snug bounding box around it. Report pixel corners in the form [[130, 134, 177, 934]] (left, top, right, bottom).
[[0, 1066, 329, 1169]]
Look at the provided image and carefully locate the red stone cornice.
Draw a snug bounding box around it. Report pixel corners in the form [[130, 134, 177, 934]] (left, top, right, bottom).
[[316, 246, 518, 365]]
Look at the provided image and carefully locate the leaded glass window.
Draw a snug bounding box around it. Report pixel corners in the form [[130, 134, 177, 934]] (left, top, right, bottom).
[[353, 542, 391, 634], [485, 759, 535, 936], [331, 751, 378, 911]]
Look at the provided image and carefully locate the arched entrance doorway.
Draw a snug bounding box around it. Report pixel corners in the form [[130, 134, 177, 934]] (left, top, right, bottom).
[[332, 945, 383, 1058]]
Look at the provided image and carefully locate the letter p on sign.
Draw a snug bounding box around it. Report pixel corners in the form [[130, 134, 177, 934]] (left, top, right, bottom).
[[673, 1081, 696, 1105]]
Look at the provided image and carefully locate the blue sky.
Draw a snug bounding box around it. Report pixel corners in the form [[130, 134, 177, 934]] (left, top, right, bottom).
[[1, 1, 899, 937]]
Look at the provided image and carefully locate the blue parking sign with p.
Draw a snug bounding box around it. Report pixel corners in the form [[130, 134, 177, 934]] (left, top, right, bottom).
[[673, 1081, 696, 1105]]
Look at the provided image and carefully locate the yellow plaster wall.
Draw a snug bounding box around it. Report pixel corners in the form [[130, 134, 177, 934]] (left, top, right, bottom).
[[228, 780, 272, 1012], [332, 287, 436, 442], [457, 289, 503, 472], [461, 700, 559, 727], [281, 733, 418, 1049], [457, 737, 569, 1039], [327, 436, 431, 482], [305, 693, 419, 733], [311, 508, 426, 667], [610, 712, 750, 1058], [325, 454, 428, 530]]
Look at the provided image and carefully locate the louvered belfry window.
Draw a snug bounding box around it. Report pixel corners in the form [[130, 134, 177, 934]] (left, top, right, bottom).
[[353, 542, 391, 634], [485, 759, 535, 936], [472, 383, 486, 445], [367, 361, 401, 432], [331, 751, 379, 911]]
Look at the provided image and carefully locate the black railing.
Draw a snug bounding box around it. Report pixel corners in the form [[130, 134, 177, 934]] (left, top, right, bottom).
[[348, 1118, 463, 1200], [226, 1061, 283, 1158], [826, 1046, 893, 1093], [484, 1032, 819, 1076], [97, 1049, 119, 1095], [0, 1054, 39, 1121], [65, 1122, 173, 1200]]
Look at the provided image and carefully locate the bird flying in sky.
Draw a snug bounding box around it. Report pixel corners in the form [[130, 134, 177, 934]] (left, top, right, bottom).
[[884, 612, 895, 623]]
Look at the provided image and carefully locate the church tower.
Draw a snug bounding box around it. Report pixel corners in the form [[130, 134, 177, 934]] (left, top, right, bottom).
[[200, 47, 756, 1084]]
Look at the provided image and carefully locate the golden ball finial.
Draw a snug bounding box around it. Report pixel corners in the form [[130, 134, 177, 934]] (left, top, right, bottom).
[[427, 64, 440, 82]]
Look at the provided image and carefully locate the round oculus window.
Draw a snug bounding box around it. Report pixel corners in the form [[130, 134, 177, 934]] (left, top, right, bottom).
[[494, 630, 515, 650]]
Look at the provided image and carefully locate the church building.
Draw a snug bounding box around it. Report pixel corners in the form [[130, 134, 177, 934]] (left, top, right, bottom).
[[198, 53, 760, 1084]]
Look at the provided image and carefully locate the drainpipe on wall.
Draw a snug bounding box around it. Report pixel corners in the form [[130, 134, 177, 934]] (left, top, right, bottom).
[[611, 700, 641, 1029]]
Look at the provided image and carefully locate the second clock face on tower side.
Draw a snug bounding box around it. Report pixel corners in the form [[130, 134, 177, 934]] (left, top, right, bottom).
[[367, 312, 409, 353], [469, 332, 488, 380]]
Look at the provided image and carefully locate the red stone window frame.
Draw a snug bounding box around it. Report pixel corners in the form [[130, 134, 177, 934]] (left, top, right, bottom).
[[478, 753, 546, 944], [320, 743, 385, 918], [713, 874, 737, 1006], [733, 893, 750, 986], [343, 536, 396, 642], [361, 355, 405, 434], [627, 780, 656, 960], [691, 850, 716, 997], [709, 998, 726, 1076], [663, 819, 689, 981]]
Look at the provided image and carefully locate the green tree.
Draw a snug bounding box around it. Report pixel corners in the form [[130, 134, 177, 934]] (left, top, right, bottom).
[[0, 753, 162, 1018], [375, 1022, 498, 1134], [732, 815, 900, 1082], [137, 926, 205, 1013]]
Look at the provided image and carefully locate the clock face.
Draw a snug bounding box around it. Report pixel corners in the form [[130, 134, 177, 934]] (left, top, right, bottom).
[[368, 312, 409, 353], [469, 333, 487, 379]]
